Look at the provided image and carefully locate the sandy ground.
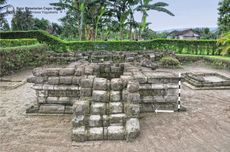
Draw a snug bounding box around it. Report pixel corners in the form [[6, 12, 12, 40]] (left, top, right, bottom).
[[0, 64, 230, 152]]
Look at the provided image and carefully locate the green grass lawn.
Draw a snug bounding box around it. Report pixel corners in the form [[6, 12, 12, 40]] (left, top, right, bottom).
[[177, 54, 230, 61]]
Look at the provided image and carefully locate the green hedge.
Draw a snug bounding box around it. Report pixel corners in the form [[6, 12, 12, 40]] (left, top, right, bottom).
[[0, 30, 218, 55], [0, 44, 49, 76], [0, 39, 39, 48]]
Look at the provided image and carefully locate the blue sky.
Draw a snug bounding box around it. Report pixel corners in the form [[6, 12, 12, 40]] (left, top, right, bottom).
[[6, 0, 219, 31]]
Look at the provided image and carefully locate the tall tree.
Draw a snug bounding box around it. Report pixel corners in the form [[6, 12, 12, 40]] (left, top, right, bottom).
[[218, 0, 230, 34], [11, 9, 35, 30], [0, 0, 14, 30]]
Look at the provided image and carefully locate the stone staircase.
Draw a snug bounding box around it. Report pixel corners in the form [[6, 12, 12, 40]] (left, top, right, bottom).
[[71, 77, 140, 141]]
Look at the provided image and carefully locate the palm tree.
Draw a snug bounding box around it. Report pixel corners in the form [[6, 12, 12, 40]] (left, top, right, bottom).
[[0, 0, 14, 28], [136, 0, 174, 39]]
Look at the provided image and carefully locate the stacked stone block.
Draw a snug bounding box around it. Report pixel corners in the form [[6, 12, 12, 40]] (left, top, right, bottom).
[[72, 75, 140, 142]]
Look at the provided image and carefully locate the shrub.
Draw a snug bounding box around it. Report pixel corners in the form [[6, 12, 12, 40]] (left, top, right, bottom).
[[159, 56, 181, 68], [0, 44, 49, 76], [0, 39, 38, 47], [0, 30, 218, 54]]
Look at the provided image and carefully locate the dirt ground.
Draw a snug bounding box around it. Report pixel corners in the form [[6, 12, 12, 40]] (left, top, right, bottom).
[[0, 64, 230, 152]]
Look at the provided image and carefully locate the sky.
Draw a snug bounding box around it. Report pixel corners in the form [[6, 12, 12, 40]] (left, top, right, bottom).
[[5, 0, 220, 31]]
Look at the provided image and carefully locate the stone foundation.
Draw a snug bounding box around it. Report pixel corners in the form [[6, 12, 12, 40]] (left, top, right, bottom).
[[27, 51, 180, 142]]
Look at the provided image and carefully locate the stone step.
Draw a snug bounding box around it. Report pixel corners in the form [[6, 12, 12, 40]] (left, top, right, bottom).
[[72, 114, 126, 128], [72, 118, 140, 142]]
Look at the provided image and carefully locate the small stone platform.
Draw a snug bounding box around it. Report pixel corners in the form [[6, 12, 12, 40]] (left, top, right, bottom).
[[183, 72, 230, 90]]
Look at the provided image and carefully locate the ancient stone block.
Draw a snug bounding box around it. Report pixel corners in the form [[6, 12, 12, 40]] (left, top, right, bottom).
[[81, 78, 94, 88], [110, 91, 121, 102], [93, 78, 107, 90], [59, 76, 72, 85], [27, 76, 47, 84], [37, 96, 46, 104], [109, 102, 123, 114], [125, 103, 140, 117], [111, 78, 123, 91], [88, 127, 104, 140], [165, 95, 178, 103], [126, 118, 140, 142], [39, 104, 65, 114], [127, 93, 140, 103], [72, 115, 85, 127], [92, 90, 108, 102], [84, 67, 94, 75], [72, 126, 86, 142], [127, 81, 139, 93], [59, 68, 75, 76], [110, 114, 126, 124], [65, 105, 73, 114], [91, 103, 106, 115], [73, 100, 89, 115], [72, 77, 81, 85], [89, 115, 102, 127], [80, 88, 92, 97], [107, 126, 125, 140], [75, 67, 85, 76], [48, 77, 60, 85], [154, 96, 165, 102]]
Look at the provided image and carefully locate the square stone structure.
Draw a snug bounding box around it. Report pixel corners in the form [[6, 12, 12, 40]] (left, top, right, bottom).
[[183, 72, 230, 89], [27, 51, 180, 142]]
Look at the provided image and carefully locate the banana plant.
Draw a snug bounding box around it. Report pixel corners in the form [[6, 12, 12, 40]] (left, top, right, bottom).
[[218, 32, 230, 56], [136, 0, 174, 39]]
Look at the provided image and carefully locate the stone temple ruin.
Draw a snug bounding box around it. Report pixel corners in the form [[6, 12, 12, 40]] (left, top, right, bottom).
[[27, 51, 180, 142]]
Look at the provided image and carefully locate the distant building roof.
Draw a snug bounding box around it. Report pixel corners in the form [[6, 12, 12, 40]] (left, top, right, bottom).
[[168, 29, 200, 37]]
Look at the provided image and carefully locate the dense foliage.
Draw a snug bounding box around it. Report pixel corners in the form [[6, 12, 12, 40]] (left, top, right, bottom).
[[159, 56, 180, 68], [0, 39, 38, 47], [0, 44, 49, 76], [0, 30, 218, 54], [50, 0, 174, 40], [218, 32, 230, 56], [218, 0, 230, 34]]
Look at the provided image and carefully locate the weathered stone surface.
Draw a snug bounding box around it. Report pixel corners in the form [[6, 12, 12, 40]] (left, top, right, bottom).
[[72, 77, 81, 85], [92, 90, 108, 102], [73, 100, 89, 115], [81, 78, 94, 88], [111, 78, 123, 91], [48, 77, 60, 85], [107, 126, 125, 140], [110, 91, 121, 102], [39, 104, 65, 114], [88, 127, 104, 140], [126, 118, 140, 141], [33, 68, 60, 76], [110, 114, 126, 124], [91, 103, 106, 115], [127, 93, 140, 103], [127, 81, 139, 93], [109, 102, 123, 114], [122, 90, 128, 102], [72, 126, 86, 142], [59, 68, 75, 76], [89, 115, 102, 127], [165, 95, 178, 103], [80, 88, 92, 97], [125, 103, 140, 117], [72, 115, 85, 127], [59, 76, 72, 85], [75, 67, 85, 76], [93, 78, 107, 90]]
